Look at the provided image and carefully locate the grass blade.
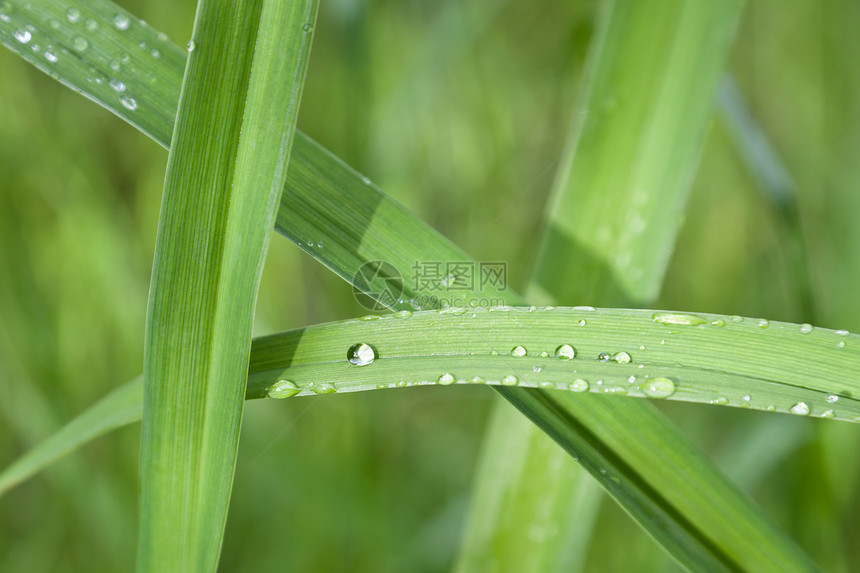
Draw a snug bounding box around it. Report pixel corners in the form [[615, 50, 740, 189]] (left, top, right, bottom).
[[137, 0, 317, 570]]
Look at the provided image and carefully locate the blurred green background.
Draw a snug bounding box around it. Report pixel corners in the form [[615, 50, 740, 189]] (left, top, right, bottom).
[[1, 0, 859, 571]]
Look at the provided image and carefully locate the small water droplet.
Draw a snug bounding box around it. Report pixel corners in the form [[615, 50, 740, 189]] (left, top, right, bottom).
[[120, 96, 137, 111], [394, 310, 412, 319], [641, 377, 675, 399], [72, 36, 88, 51], [538, 381, 555, 389], [110, 60, 121, 71], [85, 18, 98, 31], [150, 48, 160, 58], [710, 397, 729, 405], [0, 2, 12, 23], [742, 394, 751, 402], [533, 365, 542, 373], [836, 329, 850, 336], [471, 376, 486, 384], [396, 381, 407, 387], [186, 39, 196, 52], [121, 53, 131, 64], [303, 23, 312, 32], [312, 382, 336, 394], [758, 319, 769, 329], [820, 409, 835, 418], [66, 8, 81, 23], [711, 318, 725, 327], [438, 373, 456, 385], [361, 175, 371, 185], [731, 315, 743, 323], [113, 13, 130, 30], [573, 306, 596, 311], [13, 29, 32, 44], [578, 319, 587, 327], [109, 78, 126, 92], [49, 19, 60, 29], [652, 312, 707, 326], [790, 401, 810, 415], [555, 344, 575, 359], [837, 341, 846, 349], [511, 345, 527, 357], [826, 393, 839, 404], [348, 343, 377, 366], [267, 379, 300, 399], [501, 375, 519, 386], [799, 323, 813, 334], [598, 352, 610, 362], [570, 379, 589, 392], [601, 386, 628, 395], [612, 351, 632, 364], [44, 48, 58, 63]]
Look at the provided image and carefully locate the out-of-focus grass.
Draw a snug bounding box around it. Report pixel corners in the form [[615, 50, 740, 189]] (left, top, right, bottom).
[[1, 0, 859, 571]]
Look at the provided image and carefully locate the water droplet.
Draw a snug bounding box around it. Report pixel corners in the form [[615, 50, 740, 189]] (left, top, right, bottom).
[[731, 315, 743, 323], [0, 1, 12, 23], [538, 381, 555, 389], [799, 323, 813, 334], [186, 40, 196, 52], [109, 78, 126, 92], [578, 319, 587, 326], [66, 8, 81, 23], [612, 351, 632, 364], [85, 19, 98, 31], [711, 318, 725, 327], [598, 352, 610, 362], [790, 402, 810, 415], [765, 404, 776, 412], [394, 310, 412, 319], [396, 381, 407, 387], [312, 383, 336, 394], [13, 29, 32, 44], [110, 60, 121, 71], [359, 314, 380, 321], [652, 312, 708, 326], [113, 13, 130, 30], [44, 48, 58, 63], [121, 53, 131, 64], [742, 394, 751, 402], [641, 377, 675, 399], [555, 344, 575, 359], [303, 23, 312, 32], [570, 379, 589, 392], [438, 373, 455, 385], [501, 375, 519, 386], [49, 19, 60, 29], [361, 175, 371, 185], [150, 48, 160, 58], [820, 409, 835, 418], [72, 36, 88, 51], [837, 341, 846, 349], [710, 397, 729, 405], [826, 393, 839, 404], [348, 343, 377, 366], [758, 319, 769, 329], [120, 96, 138, 111], [470, 376, 486, 384], [267, 379, 300, 399], [836, 329, 850, 336], [601, 386, 628, 395], [511, 345, 527, 357], [533, 365, 542, 373]]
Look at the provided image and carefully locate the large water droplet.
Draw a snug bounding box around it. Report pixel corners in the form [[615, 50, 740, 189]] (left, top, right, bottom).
[[348, 343, 377, 366], [66, 8, 81, 23], [186, 40, 196, 52], [570, 379, 589, 392], [438, 373, 455, 385], [652, 312, 707, 326], [555, 344, 575, 359], [641, 377, 675, 399], [501, 375, 518, 386], [120, 96, 137, 111], [113, 13, 130, 30], [790, 402, 810, 415], [13, 29, 32, 44], [799, 323, 813, 334], [267, 379, 300, 399], [612, 351, 632, 364], [511, 345, 527, 357]]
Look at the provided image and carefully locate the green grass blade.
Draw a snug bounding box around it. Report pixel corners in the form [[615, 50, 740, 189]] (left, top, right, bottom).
[[0, 377, 142, 496], [138, 0, 317, 570]]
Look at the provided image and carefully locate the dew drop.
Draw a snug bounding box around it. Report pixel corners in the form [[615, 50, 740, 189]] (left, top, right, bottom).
[[758, 319, 769, 329], [710, 397, 729, 405], [113, 13, 130, 30], [711, 318, 726, 327], [570, 379, 589, 392], [13, 29, 32, 44], [731, 315, 743, 323], [836, 329, 850, 336], [85, 19, 98, 31], [66, 8, 81, 23], [361, 175, 371, 185], [501, 375, 519, 386], [790, 401, 810, 415], [44, 48, 58, 63], [612, 351, 632, 364], [120, 96, 138, 111], [511, 345, 527, 357], [555, 344, 576, 360], [348, 342, 377, 366], [837, 341, 846, 349], [267, 379, 300, 399], [0, 2, 11, 23], [742, 394, 751, 402], [578, 319, 587, 327], [641, 377, 675, 399], [652, 312, 707, 327], [601, 386, 628, 395], [826, 393, 839, 404], [49, 19, 60, 29], [186, 39, 196, 52], [312, 383, 336, 394], [72, 36, 88, 51], [821, 409, 835, 418], [765, 404, 776, 412], [471, 376, 486, 384], [150, 48, 160, 58], [109, 78, 126, 92], [438, 373, 456, 385], [394, 310, 413, 319], [799, 323, 813, 334], [396, 381, 407, 387], [598, 352, 610, 363], [302, 23, 312, 32], [533, 365, 542, 373]]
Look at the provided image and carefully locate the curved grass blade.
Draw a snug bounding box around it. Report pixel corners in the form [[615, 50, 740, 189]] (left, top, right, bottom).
[[137, 0, 318, 570]]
